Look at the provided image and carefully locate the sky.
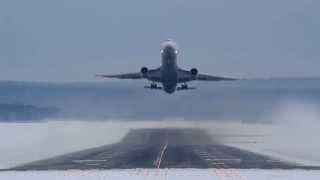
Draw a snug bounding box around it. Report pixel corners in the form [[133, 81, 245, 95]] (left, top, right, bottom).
[[0, 0, 319, 82]]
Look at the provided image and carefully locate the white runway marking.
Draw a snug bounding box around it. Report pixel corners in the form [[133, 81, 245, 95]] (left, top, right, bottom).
[[212, 158, 242, 162], [155, 133, 169, 169], [156, 143, 168, 169]]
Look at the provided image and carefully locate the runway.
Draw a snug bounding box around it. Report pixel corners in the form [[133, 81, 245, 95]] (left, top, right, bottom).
[[9, 128, 320, 170]]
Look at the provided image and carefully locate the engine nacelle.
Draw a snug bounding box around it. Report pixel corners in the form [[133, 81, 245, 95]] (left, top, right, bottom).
[[140, 67, 148, 77], [190, 68, 198, 78]]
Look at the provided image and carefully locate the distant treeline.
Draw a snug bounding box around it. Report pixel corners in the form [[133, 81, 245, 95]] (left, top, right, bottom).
[[0, 79, 319, 122], [0, 103, 59, 122]]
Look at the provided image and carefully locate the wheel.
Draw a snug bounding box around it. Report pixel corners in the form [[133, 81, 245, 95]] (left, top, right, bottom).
[[181, 84, 188, 89]]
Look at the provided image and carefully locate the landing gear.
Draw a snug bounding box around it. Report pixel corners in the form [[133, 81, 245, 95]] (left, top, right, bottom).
[[144, 82, 162, 90], [180, 83, 188, 89], [150, 83, 158, 89], [176, 83, 196, 91]]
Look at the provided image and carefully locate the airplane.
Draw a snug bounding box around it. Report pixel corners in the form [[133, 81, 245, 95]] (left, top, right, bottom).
[[96, 40, 237, 94]]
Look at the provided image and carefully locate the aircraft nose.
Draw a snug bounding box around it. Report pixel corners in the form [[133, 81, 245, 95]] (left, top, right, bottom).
[[163, 46, 176, 54], [162, 46, 177, 57]]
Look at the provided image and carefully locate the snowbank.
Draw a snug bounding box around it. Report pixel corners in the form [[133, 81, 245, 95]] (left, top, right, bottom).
[[1, 169, 320, 180]]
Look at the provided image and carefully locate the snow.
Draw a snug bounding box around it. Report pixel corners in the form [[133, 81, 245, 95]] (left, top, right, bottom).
[[1, 169, 320, 180], [0, 121, 129, 169]]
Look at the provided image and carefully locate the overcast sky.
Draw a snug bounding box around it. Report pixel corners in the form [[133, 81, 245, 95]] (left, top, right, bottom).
[[0, 0, 319, 82]]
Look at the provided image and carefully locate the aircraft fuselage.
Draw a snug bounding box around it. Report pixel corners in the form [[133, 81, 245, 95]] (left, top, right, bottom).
[[160, 42, 179, 94]]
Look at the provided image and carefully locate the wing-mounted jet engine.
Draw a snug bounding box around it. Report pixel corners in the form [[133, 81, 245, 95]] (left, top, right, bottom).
[[140, 67, 148, 78], [140, 66, 163, 90], [190, 68, 198, 79]]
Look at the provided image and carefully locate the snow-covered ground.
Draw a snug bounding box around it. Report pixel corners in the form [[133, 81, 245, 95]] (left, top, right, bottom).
[[1, 169, 320, 180], [0, 121, 129, 169], [2, 115, 320, 169], [206, 102, 320, 166], [1, 102, 320, 169]]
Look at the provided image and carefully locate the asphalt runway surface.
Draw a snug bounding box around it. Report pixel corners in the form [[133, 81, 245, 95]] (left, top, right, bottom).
[[8, 128, 320, 170]]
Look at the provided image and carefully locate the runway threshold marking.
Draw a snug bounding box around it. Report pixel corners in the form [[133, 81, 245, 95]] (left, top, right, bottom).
[[214, 156, 247, 180], [195, 146, 246, 180]]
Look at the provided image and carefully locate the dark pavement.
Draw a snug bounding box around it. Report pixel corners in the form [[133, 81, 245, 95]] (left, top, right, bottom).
[[9, 128, 320, 170]]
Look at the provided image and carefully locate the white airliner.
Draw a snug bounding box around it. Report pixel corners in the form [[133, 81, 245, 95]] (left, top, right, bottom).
[[96, 40, 236, 94]]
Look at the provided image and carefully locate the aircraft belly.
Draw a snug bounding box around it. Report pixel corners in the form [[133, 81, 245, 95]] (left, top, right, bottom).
[[161, 67, 178, 89], [162, 69, 177, 81]]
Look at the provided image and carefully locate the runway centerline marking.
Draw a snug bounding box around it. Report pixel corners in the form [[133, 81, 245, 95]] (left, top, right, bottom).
[[155, 133, 168, 169], [156, 143, 168, 168]]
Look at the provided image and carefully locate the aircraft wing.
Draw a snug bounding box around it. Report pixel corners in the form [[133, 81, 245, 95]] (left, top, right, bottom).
[[96, 68, 162, 82], [178, 69, 237, 82], [96, 72, 143, 79], [196, 73, 236, 81]]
